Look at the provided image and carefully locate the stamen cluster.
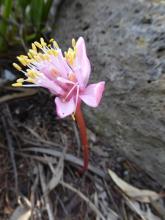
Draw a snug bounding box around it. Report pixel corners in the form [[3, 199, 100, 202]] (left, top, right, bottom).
[[12, 37, 105, 118]]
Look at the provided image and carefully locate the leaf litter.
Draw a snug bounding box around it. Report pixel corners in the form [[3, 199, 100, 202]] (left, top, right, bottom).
[[0, 100, 165, 219], [109, 169, 164, 219]]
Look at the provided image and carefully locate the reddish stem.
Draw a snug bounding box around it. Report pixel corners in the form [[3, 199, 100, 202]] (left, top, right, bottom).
[[75, 101, 89, 173]]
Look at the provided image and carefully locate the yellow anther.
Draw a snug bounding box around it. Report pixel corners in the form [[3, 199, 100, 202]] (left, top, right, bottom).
[[27, 52, 33, 59], [32, 43, 37, 52], [65, 47, 75, 65], [19, 55, 28, 59], [17, 56, 29, 66], [34, 41, 42, 49], [47, 49, 54, 55], [53, 50, 58, 56], [72, 38, 76, 48], [27, 69, 39, 78], [12, 82, 22, 87], [29, 49, 37, 57], [53, 40, 59, 48], [43, 54, 50, 61], [68, 47, 74, 54], [48, 49, 58, 56], [40, 38, 47, 47], [13, 63, 22, 71], [25, 59, 31, 65], [17, 78, 24, 83], [49, 38, 54, 43], [26, 77, 34, 83], [34, 54, 43, 62]]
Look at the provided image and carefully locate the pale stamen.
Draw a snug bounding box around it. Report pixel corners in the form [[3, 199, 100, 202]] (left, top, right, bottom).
[[63, 83, 78, 102], [22, 84, 40, 87]]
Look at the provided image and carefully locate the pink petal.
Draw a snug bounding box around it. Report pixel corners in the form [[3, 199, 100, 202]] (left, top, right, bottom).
[[73, 37, 91, 88], [55, 97, 76, 118], [56, 76, 74, 85], [51, 49, 72, 78], [39, 64, 59, 81], [34, 49, 72, 79], [37, 75, 65, 95], [80, 81, 105, 107]]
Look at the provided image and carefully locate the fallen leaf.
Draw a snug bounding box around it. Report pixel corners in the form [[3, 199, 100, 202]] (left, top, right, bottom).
[[9, 197, 31, 220], [125, 196, 161, 220], [108, 169, 160, 203], [10, 207, 31, 220], [46, 146, 67, 193]]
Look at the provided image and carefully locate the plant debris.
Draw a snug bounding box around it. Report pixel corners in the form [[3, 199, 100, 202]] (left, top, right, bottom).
[[0, 85, 164, 220]]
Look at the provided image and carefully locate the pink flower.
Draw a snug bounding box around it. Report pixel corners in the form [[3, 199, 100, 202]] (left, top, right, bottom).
[[12, 37, 105, 118]]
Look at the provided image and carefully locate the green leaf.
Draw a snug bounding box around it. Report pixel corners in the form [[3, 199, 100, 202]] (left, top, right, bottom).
[[17, 0, 30, 10], [0, 0, 12, 51], [30, 0, 44, 31], [0, 0, 5, 6], [42, 0, 53, 22]]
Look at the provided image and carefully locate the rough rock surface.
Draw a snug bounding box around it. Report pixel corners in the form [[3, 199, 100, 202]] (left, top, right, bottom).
[[54, 0, 165, 185]]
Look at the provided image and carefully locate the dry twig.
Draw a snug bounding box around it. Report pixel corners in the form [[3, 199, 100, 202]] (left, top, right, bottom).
[[0, 88, 37, 104], [60, 180, 106, 220], [1, 105, 18, 194], [21, 147, 106, 178], [38, 164, 54, 220]]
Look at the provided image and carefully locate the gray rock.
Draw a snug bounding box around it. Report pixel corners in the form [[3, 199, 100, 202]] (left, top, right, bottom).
[[54, 0, 165, 185]]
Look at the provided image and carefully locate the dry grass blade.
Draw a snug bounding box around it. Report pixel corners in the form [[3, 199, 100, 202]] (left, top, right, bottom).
[[30, 173, 39, 219], [9, 196, 31, 220], [95, 181, 119, 220], [18, 125, 61, 148], [9, 207, 31, 220], [1, 106, 18, 194], [60, 180, 106, 220], [108, 169, 161, 203], [94, 192, 99, 220], [151, 200, 165, 220], [125, 196, 161, 220], [0, 88, 37, 104], [21, 147, 106, 178], [38, 164, 54, 220], [45, 146, 66, 193]]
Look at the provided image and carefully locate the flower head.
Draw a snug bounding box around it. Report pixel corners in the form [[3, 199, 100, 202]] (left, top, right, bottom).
[[12, 37, 105, 118]]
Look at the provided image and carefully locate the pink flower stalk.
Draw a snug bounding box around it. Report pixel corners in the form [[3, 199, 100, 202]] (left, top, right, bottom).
[[12, 37, 105, 172]]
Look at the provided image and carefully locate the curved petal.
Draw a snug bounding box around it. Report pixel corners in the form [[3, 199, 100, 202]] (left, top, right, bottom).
[[56, 76, 74, 85], [55, 97, 75, 118], [80, 81, 105, 107], [37, 74, 65, 95], [34, 49, 72, 79], [51, 49, 72, 78], [39, 64, 59, 81], [73, 37, 91, 88]]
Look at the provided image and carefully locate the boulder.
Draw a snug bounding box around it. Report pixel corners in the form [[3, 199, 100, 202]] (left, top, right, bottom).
[[54, 0, 165, 185]]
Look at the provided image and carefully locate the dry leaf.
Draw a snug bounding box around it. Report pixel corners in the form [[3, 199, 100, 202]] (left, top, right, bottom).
[[125, 196, 161, 220], [46, 146, 66, 193], [108, 169, 160, 203], [10, 207, 31, 220], [9, 197, 31, 220]]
